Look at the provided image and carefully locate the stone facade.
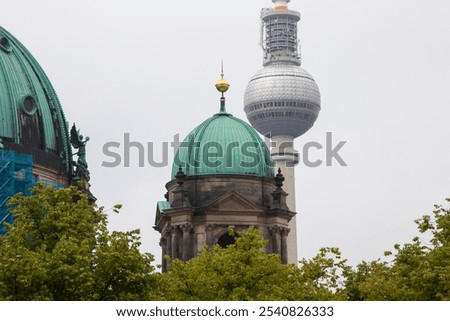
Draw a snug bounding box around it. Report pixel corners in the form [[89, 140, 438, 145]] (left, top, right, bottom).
[[154, 169, 295, 272]]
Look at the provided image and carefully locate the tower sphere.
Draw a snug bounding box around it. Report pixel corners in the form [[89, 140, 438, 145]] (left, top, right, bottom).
[[244, 63, 321, 138]]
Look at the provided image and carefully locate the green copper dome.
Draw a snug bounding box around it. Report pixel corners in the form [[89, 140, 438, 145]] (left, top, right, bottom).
[[172, 107, 274, 179], [0, 26, 72, 173]]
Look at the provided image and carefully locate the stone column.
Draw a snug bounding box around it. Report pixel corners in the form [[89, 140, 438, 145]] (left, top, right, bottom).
[[280, 228, 290, 264], [205, 224, 215, 247], [171, 225, 179, 259], [270, 226, 281, 255], [182, 224, 193, 261], [193, 225, 205, 256], [159, 237, 167, 272], [165, 227, 172, 261]]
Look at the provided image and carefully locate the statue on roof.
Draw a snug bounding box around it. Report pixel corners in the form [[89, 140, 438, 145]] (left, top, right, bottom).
[[70, 123, 90, 182]]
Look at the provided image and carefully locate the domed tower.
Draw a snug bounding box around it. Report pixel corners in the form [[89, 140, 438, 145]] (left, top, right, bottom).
[[0, 26, 91, 233], [155, 71, 295, 271], [244, 0, 321, 263]]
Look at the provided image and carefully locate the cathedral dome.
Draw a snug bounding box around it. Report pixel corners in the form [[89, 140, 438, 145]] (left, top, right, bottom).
[[172, 109, 273, 178], [0, 26, 72, 175]]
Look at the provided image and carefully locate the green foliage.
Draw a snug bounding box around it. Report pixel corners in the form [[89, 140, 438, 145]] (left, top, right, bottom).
[[345, 198, 450, 301], [157, 227, 347, 301], [161, 198, 450, 301], [2, 185, 448, 301], [0, 183, 156, 300], [295, 247, 349, 300]]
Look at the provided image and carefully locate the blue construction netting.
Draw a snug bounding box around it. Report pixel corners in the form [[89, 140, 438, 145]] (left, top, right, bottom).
[[0, 150, 34, 234]]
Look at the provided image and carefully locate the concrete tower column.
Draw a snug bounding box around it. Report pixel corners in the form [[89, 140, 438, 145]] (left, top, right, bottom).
[[244, 1, 321, 265], [271, 135, 298, 264]]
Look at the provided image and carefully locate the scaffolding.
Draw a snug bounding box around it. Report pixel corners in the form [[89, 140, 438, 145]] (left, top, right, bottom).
[[0, 150, 34, 234]]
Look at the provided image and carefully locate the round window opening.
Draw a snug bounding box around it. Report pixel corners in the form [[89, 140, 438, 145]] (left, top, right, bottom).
[[0, 37, 11, 52], [22, 96, 37, 115]]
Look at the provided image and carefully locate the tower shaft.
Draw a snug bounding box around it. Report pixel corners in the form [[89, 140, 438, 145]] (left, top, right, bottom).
[[271, 135, 298, 264], [245, 1, 321, 265]]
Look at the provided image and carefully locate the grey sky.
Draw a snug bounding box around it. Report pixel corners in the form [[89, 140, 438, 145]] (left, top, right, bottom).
[[3, 0, 450, 267]]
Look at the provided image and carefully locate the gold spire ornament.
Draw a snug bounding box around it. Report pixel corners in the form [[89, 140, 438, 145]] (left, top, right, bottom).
[[215, 62, 230, 95]]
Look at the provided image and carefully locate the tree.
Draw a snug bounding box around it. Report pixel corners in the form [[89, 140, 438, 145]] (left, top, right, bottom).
[[345, 198, 450, 300], [158, 227, 348, 301], [0, 183, 157, 300], [294, 247, 349, 301], [4, 184, 446, 301]]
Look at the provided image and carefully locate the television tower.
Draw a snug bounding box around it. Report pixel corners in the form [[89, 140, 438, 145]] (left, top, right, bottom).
[[244, 0, 321, 263]]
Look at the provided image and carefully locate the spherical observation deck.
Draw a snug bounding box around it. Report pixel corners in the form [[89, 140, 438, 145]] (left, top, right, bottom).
[[244, 63, 320, 138]]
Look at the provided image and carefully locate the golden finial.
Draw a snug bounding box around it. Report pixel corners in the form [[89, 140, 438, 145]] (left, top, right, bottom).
[[215, 61, 230, 94]]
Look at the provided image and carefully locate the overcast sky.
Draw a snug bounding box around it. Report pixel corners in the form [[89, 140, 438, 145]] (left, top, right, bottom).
[[3, 0, 450, 267]]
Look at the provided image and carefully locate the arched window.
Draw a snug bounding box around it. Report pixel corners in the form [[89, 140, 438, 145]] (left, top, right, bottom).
[[217, 233, 235, 248]]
